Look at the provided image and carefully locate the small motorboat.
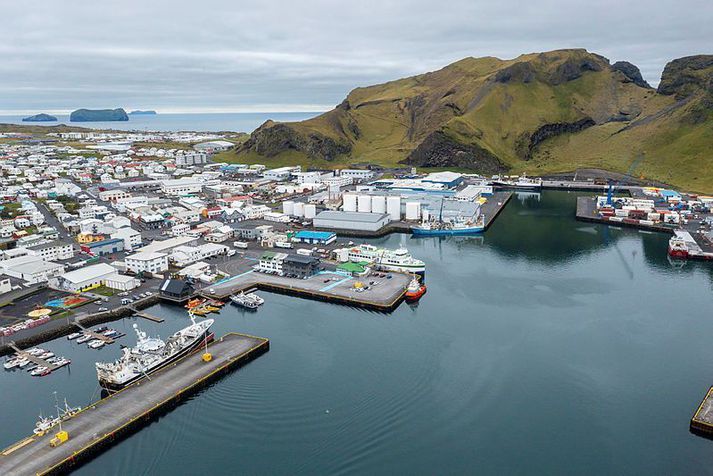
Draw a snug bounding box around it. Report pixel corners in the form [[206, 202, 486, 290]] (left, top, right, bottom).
[[67, 332, 82, 340], [88, 340, 105, 349], [76, 334, 92, 344], [31, 366, 50, 376], [38, 352, 55, 360]]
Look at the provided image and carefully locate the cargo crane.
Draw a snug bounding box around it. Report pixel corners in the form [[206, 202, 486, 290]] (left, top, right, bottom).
[[606, 153, 645, 206]]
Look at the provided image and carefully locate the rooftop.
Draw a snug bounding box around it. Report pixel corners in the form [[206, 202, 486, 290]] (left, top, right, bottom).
[[314, 211, 389, 223], [61, 263, 116, 284]]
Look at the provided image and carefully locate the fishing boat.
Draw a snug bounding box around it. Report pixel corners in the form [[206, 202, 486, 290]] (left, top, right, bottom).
[[4, 358, 21, 370], [185, 298, 205, 309], [96, 315, 214, 392], [411, 215, 485, 235], [404, 277, 427, 301], [33, 398, 81, 435]]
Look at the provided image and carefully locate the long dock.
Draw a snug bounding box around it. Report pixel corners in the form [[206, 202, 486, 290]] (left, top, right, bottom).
[[7, 343, 60, 371], [0, 332, 269, 476]]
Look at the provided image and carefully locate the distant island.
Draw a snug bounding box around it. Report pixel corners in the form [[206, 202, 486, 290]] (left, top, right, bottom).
[[70, 108, 129, 122], [129, 110, 157, 115], [22, 113, 57, 122]]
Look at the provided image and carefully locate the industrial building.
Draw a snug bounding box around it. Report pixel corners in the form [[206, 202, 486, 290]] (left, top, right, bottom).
[[0, 255, 65, 284], [292, 230, 336, 245], [80, 238, 124, 256], [104, 273, 141, 291], [58, 263, 119, 292], [313, 211, 391, 232]]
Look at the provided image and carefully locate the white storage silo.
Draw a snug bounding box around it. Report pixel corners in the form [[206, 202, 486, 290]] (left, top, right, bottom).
[[386, 196, 401, 221], [293, 201, 305, 217], [422, 209, 430, 222], [405, 202, 421, 220], [371, 195, 386, 214], [304, 204, 317, 219], [282, 200, 295, 216], [343, 193, 358, 212], [357, 194, 372, 213]]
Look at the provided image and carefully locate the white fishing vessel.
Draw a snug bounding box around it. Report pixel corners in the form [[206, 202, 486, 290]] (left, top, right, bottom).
[[33, 398, 81, 435], [96, 315, 214, 392], [88, 340, 105, 349], [67, 332, 82, 340], [230, 292, 264, 309], [344, 244, 426, 273]]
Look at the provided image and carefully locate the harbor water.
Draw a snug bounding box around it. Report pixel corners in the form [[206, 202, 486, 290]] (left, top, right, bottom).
[[3, 191, 713, 474]]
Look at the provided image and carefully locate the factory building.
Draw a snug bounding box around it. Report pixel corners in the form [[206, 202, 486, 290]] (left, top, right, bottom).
[[313, 211, 390, 232], [292, 230, 337, 245], [58, 263, 119, 292], [80, 238, 124, 256]]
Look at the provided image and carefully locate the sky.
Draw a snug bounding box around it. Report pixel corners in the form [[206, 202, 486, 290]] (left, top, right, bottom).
[[1, 0, 711, 115]]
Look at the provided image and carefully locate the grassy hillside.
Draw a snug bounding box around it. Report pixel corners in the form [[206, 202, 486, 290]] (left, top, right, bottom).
[[229, 49, 713, 192]]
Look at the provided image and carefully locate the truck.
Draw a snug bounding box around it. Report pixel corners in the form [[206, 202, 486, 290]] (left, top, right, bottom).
[[296, 248, 312, 256], [274, 241, 293, 249], [233, 241, 249, 249]]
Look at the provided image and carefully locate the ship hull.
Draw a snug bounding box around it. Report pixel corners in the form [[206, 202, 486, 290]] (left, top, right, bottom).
[[99, 332, 214, 393], [411, 226, 484, 236]]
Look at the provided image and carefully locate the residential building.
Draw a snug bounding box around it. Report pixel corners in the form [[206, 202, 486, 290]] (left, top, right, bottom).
[[26, 240, 74, 261], [255, 251, 287, 275], [125, 252, 169, 275]]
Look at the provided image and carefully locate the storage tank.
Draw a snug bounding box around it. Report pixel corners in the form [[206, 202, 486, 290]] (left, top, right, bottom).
[[304, 204, 317, 219], [405, 202, 421, 220], [282, 200, 295, 216], [343, 193, 357, 212], [386, 196, 401, 221], [293, 202, 305, 217], [371, 196, 386, 214], [357, 194, 372, 213]]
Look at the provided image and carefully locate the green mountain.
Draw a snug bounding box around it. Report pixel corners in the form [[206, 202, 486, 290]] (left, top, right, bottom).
[[234, 49, 713, 192]]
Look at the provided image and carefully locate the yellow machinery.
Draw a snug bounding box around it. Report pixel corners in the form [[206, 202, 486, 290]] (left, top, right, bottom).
[[50, 431, 69, 448], [202, 352, 213, 362]]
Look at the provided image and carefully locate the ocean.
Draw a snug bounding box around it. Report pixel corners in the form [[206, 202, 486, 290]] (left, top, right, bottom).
[[0, 112, 323, 133]]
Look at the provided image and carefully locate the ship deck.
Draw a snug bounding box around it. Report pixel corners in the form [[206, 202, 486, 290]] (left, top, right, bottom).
[[0, 332, 269, 476]]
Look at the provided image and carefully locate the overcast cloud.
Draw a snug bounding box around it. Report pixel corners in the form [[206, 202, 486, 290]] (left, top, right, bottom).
[[1, 0, 711, 114]]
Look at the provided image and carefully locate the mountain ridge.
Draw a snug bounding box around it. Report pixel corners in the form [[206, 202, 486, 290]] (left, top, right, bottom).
[[233, 49, 713, 191]]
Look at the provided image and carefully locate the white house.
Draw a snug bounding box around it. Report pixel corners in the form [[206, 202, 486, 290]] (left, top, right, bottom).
[[125, 252, 169, 275], [58, 263, 119, 292], [26, 241, 74, 261], [111, 227, 142, 251]]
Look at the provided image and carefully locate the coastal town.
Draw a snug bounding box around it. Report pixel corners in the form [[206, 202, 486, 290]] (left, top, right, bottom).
[[0, 129, 711, 346], [1, 127, 713, 474]]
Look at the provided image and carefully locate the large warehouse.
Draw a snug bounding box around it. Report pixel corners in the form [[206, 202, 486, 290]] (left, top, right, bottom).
[[58, 263, 119, 292], [313, 211, 390, 232]]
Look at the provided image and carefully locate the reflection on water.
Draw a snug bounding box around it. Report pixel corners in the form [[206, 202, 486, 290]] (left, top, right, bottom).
[[2, 191, 713, 475]]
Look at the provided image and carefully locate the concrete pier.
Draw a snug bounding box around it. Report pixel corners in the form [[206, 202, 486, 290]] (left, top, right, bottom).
[[0, 333, 269, 476], [575, 196, 675, 234], [207, 270, 410, 311], [691, 387, 713, 436]]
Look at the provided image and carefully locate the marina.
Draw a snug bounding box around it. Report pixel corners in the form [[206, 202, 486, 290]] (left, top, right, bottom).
[[0, 332, 269, 476]]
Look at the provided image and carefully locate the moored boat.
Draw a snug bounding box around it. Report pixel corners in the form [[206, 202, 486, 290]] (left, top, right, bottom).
[[404, 277, 427, 301]]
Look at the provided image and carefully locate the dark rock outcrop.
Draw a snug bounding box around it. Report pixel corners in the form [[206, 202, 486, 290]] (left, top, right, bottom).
[[518, 118, 596, 160], [658, 55, 713, 99], [401, 130, 508, 174], [240, 122, 351, 161], [494, 62, 537, 84], [22, 113, 57, 122], [549, 57, 604, 85], [70, 108, 129, 122], [611, 61, 651, 88]]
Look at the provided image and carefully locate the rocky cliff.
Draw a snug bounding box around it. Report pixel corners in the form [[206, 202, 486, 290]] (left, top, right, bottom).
[[22, 113, 57, 122]]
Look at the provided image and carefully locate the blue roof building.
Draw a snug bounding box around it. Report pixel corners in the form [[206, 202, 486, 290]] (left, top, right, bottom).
[[292, 230, 337, 245]]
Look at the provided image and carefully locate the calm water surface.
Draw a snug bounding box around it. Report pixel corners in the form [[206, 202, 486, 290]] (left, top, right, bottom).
[[0, 112, 321, 133], [2, 191, 713, 475]]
